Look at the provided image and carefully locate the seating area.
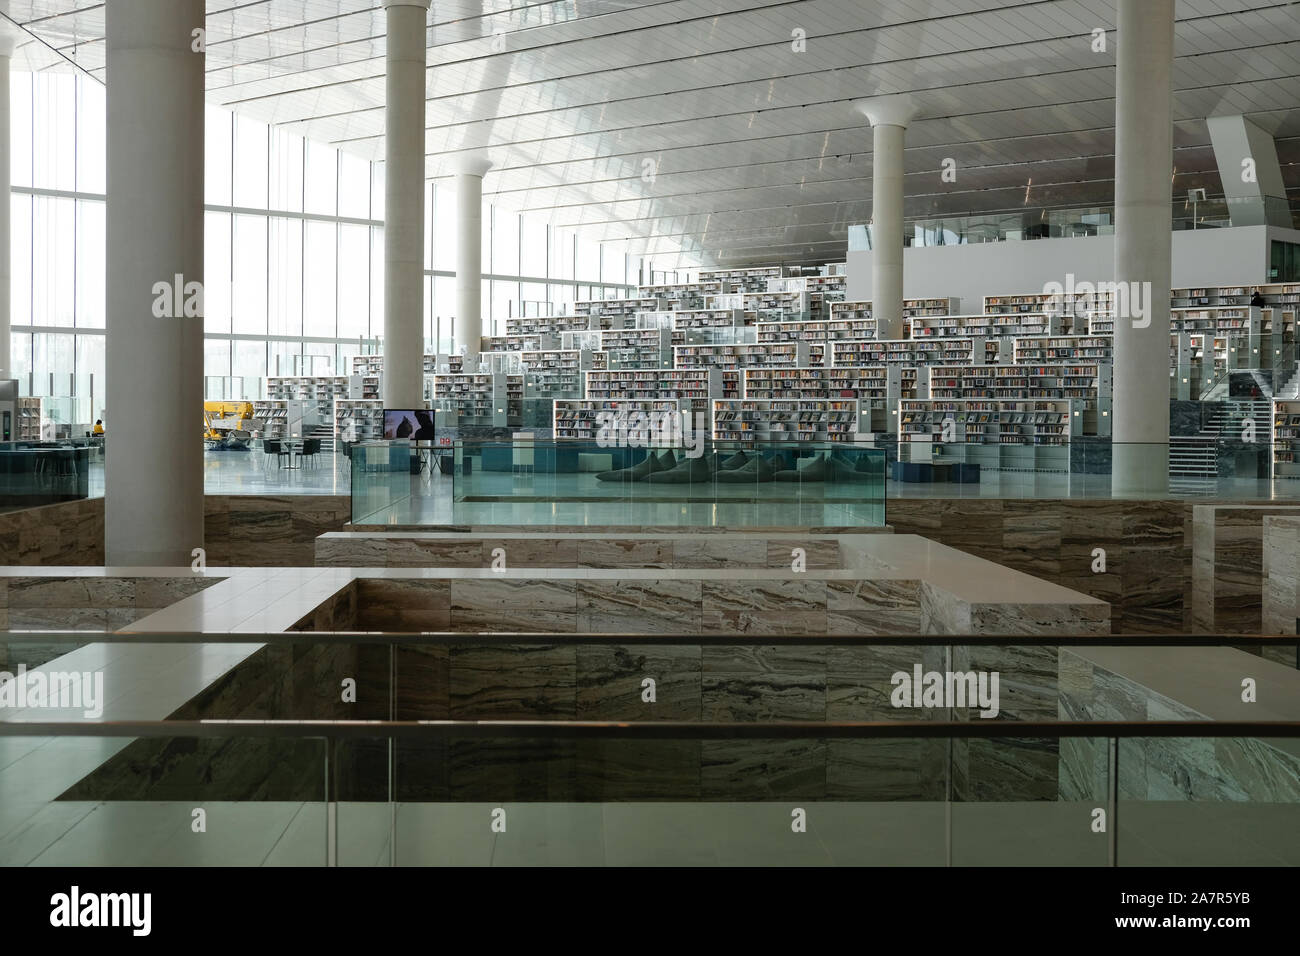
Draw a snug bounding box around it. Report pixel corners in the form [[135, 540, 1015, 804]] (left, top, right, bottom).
[[595, 447, 882, 483]]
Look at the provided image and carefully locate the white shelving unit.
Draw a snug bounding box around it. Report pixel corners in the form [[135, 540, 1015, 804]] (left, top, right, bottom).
[[334, 399, 383, 443], [911, 313, 1063, 338], [585, 368, 723, 415], [479, 333, 561, 353], [16, 396, 42, 440], [552, 398, 682, 440], [898, 398, 1074, 471], [433, 373, 522, 426], [598, 328, 673, 369], [520, 349, 593, 399], [1013, 335, 1114, 363], [1273, 399, 1300, 479], [505, 316, 595, 336], [712, 398, 860, 445], [924, 363, 1110, 436]]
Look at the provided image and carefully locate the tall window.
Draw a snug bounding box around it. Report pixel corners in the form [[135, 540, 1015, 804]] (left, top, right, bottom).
[[11, 74, 643, 417]]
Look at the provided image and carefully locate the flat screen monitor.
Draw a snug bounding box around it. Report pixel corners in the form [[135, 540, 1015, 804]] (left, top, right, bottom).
[[383, 409, 436, 442]]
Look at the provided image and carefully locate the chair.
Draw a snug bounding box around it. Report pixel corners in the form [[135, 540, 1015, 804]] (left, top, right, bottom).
[[264, 440, 291, 469], [302, 438, 320, 467]]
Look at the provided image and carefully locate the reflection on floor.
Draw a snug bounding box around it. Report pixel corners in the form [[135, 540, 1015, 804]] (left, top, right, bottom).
[[70, 450, 1300, 507], [4, 799, 1295, 866]]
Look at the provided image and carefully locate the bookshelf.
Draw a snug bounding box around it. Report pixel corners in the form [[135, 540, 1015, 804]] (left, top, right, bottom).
[[252, 399, 303, 440], [585, 368, 723, 415], [1273, 400, 1300, 479], [505, 316, 595, 336], [15, 397, 42, 441], [334, 399, 383, 443], [740, 366, 893, 430], [830, 337, 1001, 369], [698, 265, 787, 293], [636, 281, 720, 308], [521, 349, 593, 400], [599, 328, 673, 369], [924, 363, 1109, 435], [573, 298, 666, 325], [898, 398, 1074, 471], [911, 313, 1063, 338], [742, 290, 811, 321], [552, 398, 682, 441], [267, 376, 364, 426], [1013, 335, 1113, 364], [712, 398, 861, 445], [479, 333, 561, 353], [1170, 306, 1261, 371], [985, 289, 1115, 319], [433, 373, 523, 426]]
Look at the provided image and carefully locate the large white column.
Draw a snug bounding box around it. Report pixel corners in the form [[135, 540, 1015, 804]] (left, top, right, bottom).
[[105, 0, 205, 566], [382, 0, 430, 408], [0, 46, 11, 380], [1112, 0, 1174, 495], [854, 96, 916, 340], [454, 157, 492, 364]]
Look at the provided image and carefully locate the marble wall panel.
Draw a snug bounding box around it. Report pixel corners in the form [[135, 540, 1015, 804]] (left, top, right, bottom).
[[1263, 516, 1300, 636], [1192, 506, 1300, 633]]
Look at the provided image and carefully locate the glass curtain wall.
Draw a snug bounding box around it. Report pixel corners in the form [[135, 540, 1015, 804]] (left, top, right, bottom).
[[10, 70, 640, 420]]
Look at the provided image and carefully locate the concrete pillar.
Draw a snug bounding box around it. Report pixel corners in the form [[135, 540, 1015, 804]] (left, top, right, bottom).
[[854, 96, 916, 340], [454, 156, 492, 364], [382, 0, 430, 408], [1112, 0, 1174, 496], [0, 46, 11, 380], [105, 0, 205, 566]]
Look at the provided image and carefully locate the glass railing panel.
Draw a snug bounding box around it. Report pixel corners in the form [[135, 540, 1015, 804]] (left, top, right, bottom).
[[1117, 735, 1300, 865], [0, 731, 329, 866], [350, 440, 412, 524], [449, 439, 886, 528]]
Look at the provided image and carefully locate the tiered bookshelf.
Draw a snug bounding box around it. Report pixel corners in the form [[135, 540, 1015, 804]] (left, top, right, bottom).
[[521, 349, 592, 400], [898, 399, 1074, 471], [985, 289, 1115, 319], [334, 399, 383, 443], [479, 333, 561, 353], [585, 368, 723, 415], [740, 366, 893, 431], [669, 309, 749, 332], [573, 298, 666, 326], [743, 290, 811, 321], [831, 337, 1000, 368], [598, 328, 673, 369], [1013, 335, 1113, 363], [1273, 400, 1300, 479], [712, 398, 860, 445], [925, 363, 1110, 435], [15, 397, 42, 440], [267, 376, 363, 425], [433, 373, 523, 425], [911, 313, 1063, 338], [252, 400, 292, 440], [699, 266, 786, 293], [552, 399, 681, 441], [636, 281, 720, 308], [505, 316, 594, 336]]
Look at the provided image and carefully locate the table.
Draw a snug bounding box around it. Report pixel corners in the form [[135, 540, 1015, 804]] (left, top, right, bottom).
[[281, 440, 303, 470]]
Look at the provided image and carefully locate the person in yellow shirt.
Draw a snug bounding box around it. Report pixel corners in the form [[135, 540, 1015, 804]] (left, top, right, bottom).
[[93, 420, 104, 435]]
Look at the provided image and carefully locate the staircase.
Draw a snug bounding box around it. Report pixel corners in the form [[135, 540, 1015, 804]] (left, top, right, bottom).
[[1276, 364, 1300, 400], [1169, 399, 1273, 483], [305, 423, 335, 454]]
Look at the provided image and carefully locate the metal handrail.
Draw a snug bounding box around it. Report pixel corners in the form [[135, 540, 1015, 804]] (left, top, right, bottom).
[[1, 719, 1297, 739]]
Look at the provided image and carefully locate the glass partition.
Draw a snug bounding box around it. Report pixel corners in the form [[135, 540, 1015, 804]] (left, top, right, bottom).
[[350, 440, 412, 524], [450, 439, 886, 527]]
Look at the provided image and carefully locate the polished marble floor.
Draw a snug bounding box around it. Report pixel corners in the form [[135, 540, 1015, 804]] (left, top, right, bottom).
[[3, 797, 1294, 866]]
